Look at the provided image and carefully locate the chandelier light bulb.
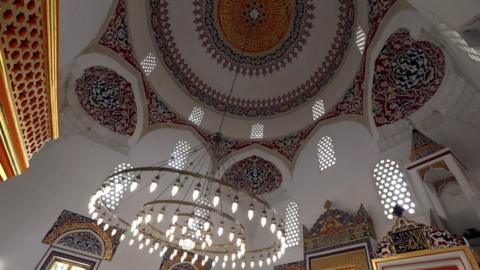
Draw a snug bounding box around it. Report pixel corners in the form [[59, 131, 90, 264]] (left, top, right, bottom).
[[241, 261, 246, 269], [207, 238, 213, 247], [104, 186, 111, 194], [232, 262, 236, 269], [231, 196, 239, 213], [171, 180, 180, 197], [138, 243, 144, 250], [170, 225, 177, 234], [192, 254, 198, 264], [231, 254, 236, 261], [236, 238, 242, 247], [172, 214, 178, 224], [203, 221, 210, 231], [120, 233, 126, 241], [161, 246, 168, 255], [129, 238, 135, 246], [215, 256, 219, 263], [91, 212, 98, 220], [157, 212, 164, 224], [154, 242, 159, 250], [250, 261, 255, 268], [229, 230, 235, 242], [111, 228, 117, 236], [270, 222, 276, 234], [223, 255, 228, 262], [149, 247, 154, 254], [247, 204, 255, 221], [277, 230, 283, 240], [272, 254, 277, 263], [169, 234, 174, 242], [137, 215, 144, 225], [213, 189, 221, 207], [97, 217, 104, 226], [267, 256, 271, 265], [138, 233, 144, 241], [103, 223, 109, 231], [277, 250, 281, 258], [130, 179, 138, 192], [145, 238, 151, 246], [133, 229, 139, 237], [88, 207, 95, 215], [145, 213, 152, 224], [260, 211, 267, 227], [212, 262, 216, 268], [182, 226, 187, 235], [222, 262, 226, 269], [170, 249, 178, 260], [149, 180, 158, 193], [181, 251, 187, 262], [201, 241, 206, 250], [218, 221, 224, 236], [259, 259, 263, 268], [201, 260, 206, 266]]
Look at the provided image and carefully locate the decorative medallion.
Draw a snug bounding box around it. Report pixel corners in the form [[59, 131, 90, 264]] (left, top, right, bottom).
[[194, 0, 312, 75], [372, 29, 445, 127], [57, 231, 103, 257], [218, 0, 291, 53], [152, 0, 354, 117], [222, 155, 283, 194], [75, 66, 137, 135]]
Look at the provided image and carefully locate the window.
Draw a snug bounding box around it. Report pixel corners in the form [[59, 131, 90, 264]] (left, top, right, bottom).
[[285, 201, 300, 248], [355, 26, 366, 54], [373, 159, 416, 220], [49, 258, 88, 270], [444, 29, 480, 62], [250, 123, 264, 139], [188, 107, 204, 126], [312, 99, 325, 120], [140, 52, 158, 76], [168, 141, 191, 170], [317, 136, 336, 171], [102, 163, 133, 210]]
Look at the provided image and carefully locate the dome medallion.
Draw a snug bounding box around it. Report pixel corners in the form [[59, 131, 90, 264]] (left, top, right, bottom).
[[217, 0, 292, 54]]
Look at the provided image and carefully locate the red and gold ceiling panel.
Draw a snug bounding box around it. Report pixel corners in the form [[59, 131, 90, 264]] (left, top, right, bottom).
[[0, 0, 58, 181]]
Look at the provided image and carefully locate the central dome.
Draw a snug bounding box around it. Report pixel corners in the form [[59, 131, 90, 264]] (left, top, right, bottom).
[[217, 0, 292, 54]]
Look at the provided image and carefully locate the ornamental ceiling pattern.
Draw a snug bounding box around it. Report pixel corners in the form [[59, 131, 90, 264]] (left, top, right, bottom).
[[150, 0, 354, 117], [193, 0, 314, 75], [93, 0, 407, 165], [372, 29, 445, 127], [75, 66, 137, 135], [222, 155, 283, 194]]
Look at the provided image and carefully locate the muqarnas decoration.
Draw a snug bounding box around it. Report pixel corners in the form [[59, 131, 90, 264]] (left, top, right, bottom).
[[42, 210, 124, 261], [303, 201, 375, 252], [376, 207, 465, 258], [372, 28, 445, 126], [222, 155, 283, 195]]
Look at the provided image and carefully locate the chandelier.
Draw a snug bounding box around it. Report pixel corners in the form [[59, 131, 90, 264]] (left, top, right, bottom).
[[87, 133, 287, 269]]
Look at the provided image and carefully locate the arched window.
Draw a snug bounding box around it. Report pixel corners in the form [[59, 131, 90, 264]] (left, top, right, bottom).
[[355, 26, 366, 54], [102, 163, 133, 210], [317, 136, 336, 171], [188, 107, 204, 126], [373, 159, 416, 219], [312, 99, 325, 120], [140, 52, 158, 76], [250, 123, 264, 139], [168, 141, 191, 170], [284, 201, 300, 248]]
